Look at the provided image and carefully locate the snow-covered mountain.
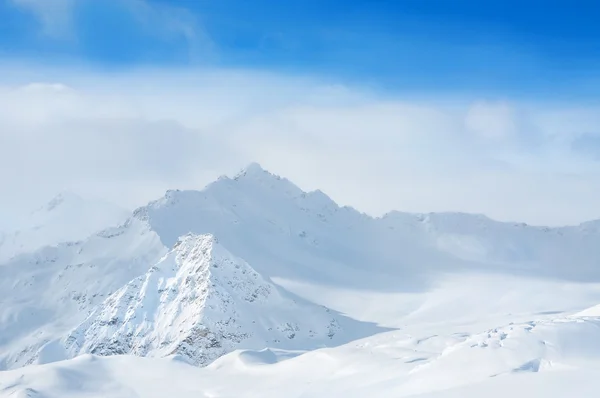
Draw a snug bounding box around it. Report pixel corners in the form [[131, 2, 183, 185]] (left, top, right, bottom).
[[0, 200, 382, 369], [133, 163, 600, 287], [65, 233, 377, 365], [0, 192, 128, 262], [3, 163, 600, 397]]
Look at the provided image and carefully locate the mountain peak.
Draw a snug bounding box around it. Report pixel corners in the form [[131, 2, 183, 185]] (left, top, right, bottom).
[[244, 162, 267, 174], [228, 162, 304, 200], [171, 233, 218, 260], [64, 232, 365, 366], [176, 232, 216, 245], [234, 162, 278, 181]]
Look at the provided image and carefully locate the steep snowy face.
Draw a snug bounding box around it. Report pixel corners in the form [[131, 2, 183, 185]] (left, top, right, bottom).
[[0, 192, 129, 262], [65, 234, 373, 366]]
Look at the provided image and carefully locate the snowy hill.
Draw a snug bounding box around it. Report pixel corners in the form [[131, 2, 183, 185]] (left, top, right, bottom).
[[65, 233, 378, 365], [0, 192, 128, 262]]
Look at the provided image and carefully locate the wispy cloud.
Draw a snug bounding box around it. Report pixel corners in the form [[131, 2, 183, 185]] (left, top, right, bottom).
[[9, 0, 213, 59], [11, 0, 75, 39], [1, 65, 599, 226], [122, 0, 214, 61]]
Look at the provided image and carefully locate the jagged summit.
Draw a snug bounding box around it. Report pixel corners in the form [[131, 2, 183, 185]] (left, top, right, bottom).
[[136, 164, 363, 229], [139, 163, 302, 215], [233, 162, 272, 180], [232, 162, 304, 198], [64, 233, 377, 366]]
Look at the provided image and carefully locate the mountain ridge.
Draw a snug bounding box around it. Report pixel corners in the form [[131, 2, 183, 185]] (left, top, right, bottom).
[[127, 163, 600, 285]]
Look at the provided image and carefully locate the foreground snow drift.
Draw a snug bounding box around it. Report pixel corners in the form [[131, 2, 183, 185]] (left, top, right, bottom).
[[2, 311, 600, 398], [4, 293, 600, 397]]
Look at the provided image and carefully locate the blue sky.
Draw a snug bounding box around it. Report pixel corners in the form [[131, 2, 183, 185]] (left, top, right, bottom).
[[2, 0, 600, 95], [2, 0, 600, 226]]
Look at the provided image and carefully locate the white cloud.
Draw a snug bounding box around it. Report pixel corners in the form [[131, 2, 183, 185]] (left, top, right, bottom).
[[465, 100, 518, 141], [0, 65, 599, 227]]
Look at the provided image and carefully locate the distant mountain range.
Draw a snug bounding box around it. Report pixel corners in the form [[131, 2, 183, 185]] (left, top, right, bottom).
[[2, 163, 600, 375]]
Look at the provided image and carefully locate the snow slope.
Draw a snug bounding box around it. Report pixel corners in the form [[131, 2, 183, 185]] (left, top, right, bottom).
[[0, 192, 128, 262], [0, 218, 166, 369], [65, 233, 380, 365]]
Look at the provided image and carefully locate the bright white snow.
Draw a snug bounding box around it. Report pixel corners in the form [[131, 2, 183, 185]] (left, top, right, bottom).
[[1, 163, 600, 397]]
